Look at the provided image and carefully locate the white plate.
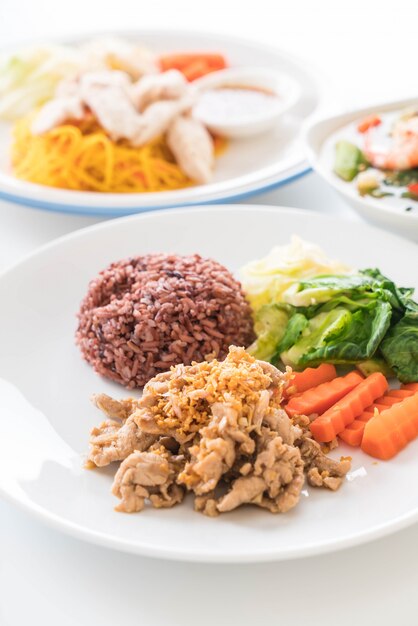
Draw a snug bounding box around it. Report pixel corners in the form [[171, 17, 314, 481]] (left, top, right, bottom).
[[0, 205, 417, 563], [304, 98, 418, 241], [0, 30, 331, 216]]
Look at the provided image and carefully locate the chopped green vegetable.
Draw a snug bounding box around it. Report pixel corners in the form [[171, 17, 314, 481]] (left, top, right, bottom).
[[274, 313, 308, 357], [356, 357, 394, 378], [384, 168, 418, 187], [380, 317, 418, 382], [357, 171, 380, 196], [247, 304, 289, 362], [334, 140, 368, 182], [369, 189, 394, 199], [280, 300, 392, 368], [401, 191, 418, 200]]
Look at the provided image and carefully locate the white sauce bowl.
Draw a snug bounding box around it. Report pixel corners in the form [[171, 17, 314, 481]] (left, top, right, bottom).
[[192, 66, 301, 138]]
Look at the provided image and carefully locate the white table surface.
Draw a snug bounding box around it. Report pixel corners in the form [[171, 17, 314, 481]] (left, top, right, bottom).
[[1, 1, 417, 624]]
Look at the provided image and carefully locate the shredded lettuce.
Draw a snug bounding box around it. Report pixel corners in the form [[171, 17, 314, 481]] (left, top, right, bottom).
[[0, 45, 82, 120]]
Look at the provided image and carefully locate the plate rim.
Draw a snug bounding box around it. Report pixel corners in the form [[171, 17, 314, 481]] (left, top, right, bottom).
[[0, 167, 310, 216], [0, 204, 417, 562], [0, 27, 330, 215]]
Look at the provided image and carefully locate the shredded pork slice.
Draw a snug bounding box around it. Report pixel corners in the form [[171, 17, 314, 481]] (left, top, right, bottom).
[[298, 436, 351, 491], [91, 393, 139, 421], [88, 414, 156, 467], [135, 346, 286, 443], [112, 449, 185, 512], [216, 429, 304, 515], [86, 346, 351, 516], [178, 402, 255, 495]]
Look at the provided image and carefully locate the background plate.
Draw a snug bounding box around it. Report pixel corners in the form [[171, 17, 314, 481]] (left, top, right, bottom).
[[0, 30, 331, 216], [0, 205, 416, 562]]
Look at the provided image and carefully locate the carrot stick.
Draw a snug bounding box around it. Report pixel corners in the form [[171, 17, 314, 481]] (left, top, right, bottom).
[[310, 372, 388, 443], [339, 389, 416, 447], [401, 383, 418, 392], [285, 371, 363, 418], [361, 393, 418, 459], [287, 364, 337, 396]]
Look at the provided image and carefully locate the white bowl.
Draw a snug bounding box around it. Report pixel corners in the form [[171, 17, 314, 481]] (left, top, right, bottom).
[[303, 98, 418, 242], [192, 66, 301, 138]]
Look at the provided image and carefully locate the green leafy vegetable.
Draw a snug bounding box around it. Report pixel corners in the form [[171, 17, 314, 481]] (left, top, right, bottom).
[[247, 304, 289, 362], [380, 290, 418, 382], [380, 318, 418, 382], [356, 358, 394, 378], [245, 240, 418, 382], [334, 140, 368, 182], [274, 313, 308, 356], [280, 300, 392, 369]]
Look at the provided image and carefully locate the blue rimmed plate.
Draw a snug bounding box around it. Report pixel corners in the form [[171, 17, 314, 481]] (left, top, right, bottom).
[[0, 30, 332, 216]]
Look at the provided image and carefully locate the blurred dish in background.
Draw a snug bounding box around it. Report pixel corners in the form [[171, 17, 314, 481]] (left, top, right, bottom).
[[304, 98, 418, 242], [0, 30, 332, 215]]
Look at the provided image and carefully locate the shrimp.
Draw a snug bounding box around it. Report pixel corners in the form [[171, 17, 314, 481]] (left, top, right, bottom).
[[365, 115, 418, 171]]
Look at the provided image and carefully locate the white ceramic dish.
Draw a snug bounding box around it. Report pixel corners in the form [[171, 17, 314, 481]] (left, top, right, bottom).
[[192, 66, 301, 137], [304, 98, 418, 242], [0, 30, 332, 217], [0, 205, 417, 563]]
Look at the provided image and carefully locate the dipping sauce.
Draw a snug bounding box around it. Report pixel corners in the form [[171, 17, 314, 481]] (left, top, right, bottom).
[[194, 86, 281, 125]]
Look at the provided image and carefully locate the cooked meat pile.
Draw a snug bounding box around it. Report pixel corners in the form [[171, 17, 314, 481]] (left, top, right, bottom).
[[76, 254, 255, 389], [87, 346, 351, 516]]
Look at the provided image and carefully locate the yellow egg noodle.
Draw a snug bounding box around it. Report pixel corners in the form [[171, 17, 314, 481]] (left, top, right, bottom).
[[12, 114, 224, 193]]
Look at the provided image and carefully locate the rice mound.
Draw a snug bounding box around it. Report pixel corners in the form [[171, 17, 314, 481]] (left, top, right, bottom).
[[76, 253, 255, 388]]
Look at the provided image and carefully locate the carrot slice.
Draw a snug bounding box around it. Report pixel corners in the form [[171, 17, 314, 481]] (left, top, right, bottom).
[[377, 393, 414, 406], [339, 389, 416, 447], [386, 389, 416, 399], [363, 402, 392, 413], [285, 371, 363, 418], [361, 393, 418, 459], [339, 421, 366, 447], [287, 364, 337, 396], [310, 372, 388, 443], [182, 60, 214, 81], [401, 383, 418, 392], [159, 53, 227, 72], [357, 114, 382, 133]]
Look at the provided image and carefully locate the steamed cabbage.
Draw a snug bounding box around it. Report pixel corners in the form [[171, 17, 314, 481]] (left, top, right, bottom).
[[239, 236, 351, 312], [0, 45, 82, 120]]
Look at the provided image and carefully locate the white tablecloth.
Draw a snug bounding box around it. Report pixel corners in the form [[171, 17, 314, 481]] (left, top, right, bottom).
[[1, 1, 417, 624]]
